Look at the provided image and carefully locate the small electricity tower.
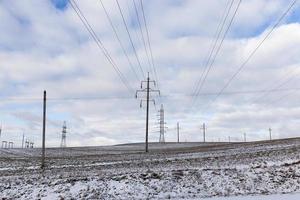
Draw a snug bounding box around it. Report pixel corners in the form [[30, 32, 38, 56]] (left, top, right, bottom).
[[136, 73, 160, 152], [158, 104, 167, 143], [60, 121, 67, 148]]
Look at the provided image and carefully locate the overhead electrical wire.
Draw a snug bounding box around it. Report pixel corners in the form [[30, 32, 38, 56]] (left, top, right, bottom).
[[191, 0, 242, 108], [140, 0, 160, 90], [98, 0, 141, 82], [132, 0, 153, 78], [191, 0, 235, 103], [252, 73, 297, 103], [205, 0, 298, 108], [1, 87, 300, 102], [115, 0, 146, 79], [248, 64, 300, 104], [69, 0, 134, 94]]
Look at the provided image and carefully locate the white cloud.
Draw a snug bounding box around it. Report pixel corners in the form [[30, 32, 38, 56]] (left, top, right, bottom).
[[0, 0, 299, 147]]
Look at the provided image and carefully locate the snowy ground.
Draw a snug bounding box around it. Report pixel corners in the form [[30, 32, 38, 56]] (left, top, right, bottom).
[[1, 138, 300, 199]]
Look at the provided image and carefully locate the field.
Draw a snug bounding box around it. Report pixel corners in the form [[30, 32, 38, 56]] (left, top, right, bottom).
[[1, 139, 300, 199]]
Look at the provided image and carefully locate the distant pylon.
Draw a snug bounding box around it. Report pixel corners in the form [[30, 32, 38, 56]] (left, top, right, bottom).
[[0, 124, 2, 139], [177, 122, 180, 143], [22, 133, 25, 148], [61, 121, 67, 148], [200, 123, 206, 143], [158, 104, 166, 143]]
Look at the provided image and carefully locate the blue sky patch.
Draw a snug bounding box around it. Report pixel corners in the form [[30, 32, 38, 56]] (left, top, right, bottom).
[[51, 0, 68, 10]]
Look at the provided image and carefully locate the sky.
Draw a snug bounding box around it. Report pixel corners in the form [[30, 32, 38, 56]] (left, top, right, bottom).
[[0, 0, 300, 147]]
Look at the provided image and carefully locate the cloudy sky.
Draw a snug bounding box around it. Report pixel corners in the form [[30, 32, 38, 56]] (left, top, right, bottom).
[[0, 0, 300, 147]]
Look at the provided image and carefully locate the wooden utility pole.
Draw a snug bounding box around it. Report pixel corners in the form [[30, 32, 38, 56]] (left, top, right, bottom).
[[22, 133, 25, 148], [177, 122, 180, 143], [145, 77, 150, 152], [136, 73, 160, 153], [269, 128, 272, 141], [200, 123, 206, 143], [41, 90, 46, 169]]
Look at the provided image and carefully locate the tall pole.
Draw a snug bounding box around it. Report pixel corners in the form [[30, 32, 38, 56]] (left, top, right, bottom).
[[203, 123, 206, 143], [136, 73, 160, 153], [244, 133, 246, 142], [41, 90, 46, 169], [269, 128, 272, 141], [145, 73, 150, 153], [177, 122, 180, 143], [22, 133, 25, 148]]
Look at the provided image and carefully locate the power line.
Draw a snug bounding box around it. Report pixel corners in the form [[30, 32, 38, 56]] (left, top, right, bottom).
[[140, 0, 160, 91], [69, 0, 134, 94], [191, 0, 241, 108], [191, 0, 234, 103], [253, 74, 297, 103], [132, 0, 153, 78], [1, 87, 300, 102], [98, 0, 140, 82], [206, 0, 298, 108], [249, 63, 300, 104], [115, 0, 146, 79]]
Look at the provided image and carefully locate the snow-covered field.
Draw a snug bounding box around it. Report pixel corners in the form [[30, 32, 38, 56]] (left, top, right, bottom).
[[1, 139, 300, 199]]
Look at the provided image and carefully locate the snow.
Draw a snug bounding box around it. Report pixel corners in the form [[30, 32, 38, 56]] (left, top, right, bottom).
[[209, 192, 300, 200], [1, 138, 300, 199]]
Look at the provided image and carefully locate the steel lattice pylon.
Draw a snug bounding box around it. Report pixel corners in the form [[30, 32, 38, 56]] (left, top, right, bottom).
[[61, 121, 67, 148]]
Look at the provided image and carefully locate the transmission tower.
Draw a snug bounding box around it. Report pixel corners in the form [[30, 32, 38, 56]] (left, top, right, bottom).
[[60, 121, 67, 148], [158, 104, 167, 143], [136, 72, 160, 152]]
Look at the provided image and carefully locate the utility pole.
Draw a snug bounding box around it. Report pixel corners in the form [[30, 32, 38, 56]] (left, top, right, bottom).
[[200, 123, 206, 143], [22, 133, 25, 148], [41, 90, 46, 169], [269, 128, 272, 141], [61, 121, 67, 148], [8, 142, 13, 149], [2, 141, 7, 148], [136, 73, 160, 153], [25, 139, 29, 148], [177, 122, 180, 143], [228, 136, 231, 143], [0, 124, 2, 140], [244, 133, 246, 142]]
